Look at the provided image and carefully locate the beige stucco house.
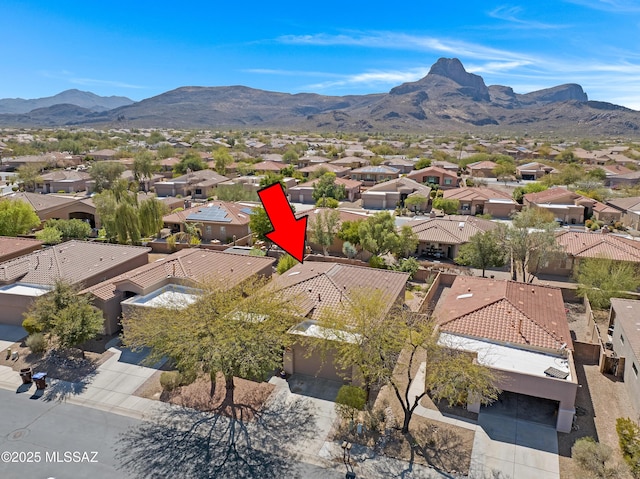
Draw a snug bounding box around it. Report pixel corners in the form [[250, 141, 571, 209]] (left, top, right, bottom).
[[433, 275, 577, 433]]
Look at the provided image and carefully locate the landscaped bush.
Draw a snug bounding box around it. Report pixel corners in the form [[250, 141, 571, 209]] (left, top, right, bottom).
[[160, 371, 183, 391], [368, 255, 386, 269], [335, 385, 366, 421], [26, 333, 47, 354], [617, 417, 640, 477], [276, 254, 298, 274], [22, 316, 43, 335], [572, 436, 622, 478], [315, 197, 339, 208]]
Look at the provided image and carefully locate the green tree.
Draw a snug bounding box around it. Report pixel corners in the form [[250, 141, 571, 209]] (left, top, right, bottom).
[[576, 258, 640, 309], [455, 229, 507, 277], [358, 211, 398, 256], [276, 254, 298, 274], [312, 289, 499, 433], [249, 206, 273, 246], [212, 184, 259, 202], [133, 150, 159, 190], [23, 280, 104, 358], [0, 198, 40, 236], [16, 163, 44, 192], [404, 194, 427, 213], [174, 151, 206, 175], [89, 161, 126, 193], [213, 147, 233, 175], [122, 277, 298, 400], [282, 149, 299, 163], [35, 226, 62, 245], [414, 158, 431, 170], [337, 220, 364, 250], [139, 197, 167, 238], [310, 209, 340, 256], [391, 257, 421, 279], [335, 385, 366, 421], [46, 219, 92, 239], [432, 198, 460, 215], [513, 182, 548, 203], [259, 172, 285, 188], [393, 225, 418, 259], [156, 144, 176, 159], [507, 208, 562, 282], [311, 172, 346, 203], [494, 162, 516, 185]]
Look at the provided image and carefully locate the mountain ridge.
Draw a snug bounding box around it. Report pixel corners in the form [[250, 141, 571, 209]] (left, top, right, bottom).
[[0, 89, 134, 114], [0, 58, 638, 136]]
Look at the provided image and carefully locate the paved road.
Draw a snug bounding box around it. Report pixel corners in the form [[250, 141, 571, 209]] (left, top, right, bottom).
[[0, 388, 342, 479]]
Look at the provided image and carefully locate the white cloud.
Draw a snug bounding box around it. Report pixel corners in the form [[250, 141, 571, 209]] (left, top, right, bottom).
[[277, 32, 536, 63], [563, 0, 640, 12], [304, 68, 432, 91], [487, 6, 569, 29], [69, 78, 145, 89]]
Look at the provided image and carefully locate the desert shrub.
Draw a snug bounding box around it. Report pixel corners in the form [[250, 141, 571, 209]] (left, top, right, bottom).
[[572, 436, 622, 478], [617, 417, 640, 477], [160, 371, 183, 391], [585, 219, 593, 228], [342, 241, 357, 259], [276, 254, 298, 274], [22, 316, 44, 335], [26, 333, 47, 354], [369, 255, 386, 269], [315, 197, 339, 208], [178, 368, 197, 386], [335, 385, 366, 421], [392, 257, 421, 279]]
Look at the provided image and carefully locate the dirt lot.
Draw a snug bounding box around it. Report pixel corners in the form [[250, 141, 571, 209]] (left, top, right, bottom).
[[559, 303, 636, 478]]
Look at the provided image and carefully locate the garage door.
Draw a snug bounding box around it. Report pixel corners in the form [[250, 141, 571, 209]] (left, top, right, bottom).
[[292, 345, 346, 382]]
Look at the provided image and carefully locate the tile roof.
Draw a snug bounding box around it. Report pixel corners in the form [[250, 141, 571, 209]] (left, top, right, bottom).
[[364, 177, 431, 195], [252, 160, 287, 172], [606, 197, 640, 212], [298, 163, 350, 174], [6, 192, 78, 212], [293, 176, 363, 189], [443, 187, 513, 202], [435, 276, 572, 351], [83, 249, 275, 301], [410, 215, 497, 244], [555, 230, 640, 262], [467, 161, 498, 170], [0, 240, 150, 286], [0, 237, 43, 260], [162, 201, 253, 225], [40, 170, 91, 182], [524, 186, 580, 204], [270, 262, 408, 320], [407, 166, 458, 179], [351, 165, 400, 174], [611, 298, 640, 359]]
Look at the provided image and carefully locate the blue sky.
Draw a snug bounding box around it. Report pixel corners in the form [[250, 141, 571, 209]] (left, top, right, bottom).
[[3, 0, 640, 110]]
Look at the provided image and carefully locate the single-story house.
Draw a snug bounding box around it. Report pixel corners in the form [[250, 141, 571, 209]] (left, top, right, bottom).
[[443, 187, 519, 218], [252, 160, 288, 175], [350, 165, 401, 186], [467, 160, 498, 178], [407, 166, 459, 189], [298, 163, 350, 178], [382, 157, 415, 174], [302, 208, 370, 257], [162, 201, 253, 245], [523, 187, 587, 225], [410, 215, 497, 259], [271, 262, 409, 381], [361, 177, 430, 210], [606, 197, 640, 230], [330, 157, 370, 169], [608, 171, 640, 189], [153, 170, 229, 198], [608, 298, 640, 415], [35, 170, 91, 194], [536, 230, 640, 277], [516, 162, 555, 180], [288, 177, 363, 204], [7, 192, 100, 228], [433, 275, 577, 432], [83, 249, 275, 334], [0, 241, 150, 327]]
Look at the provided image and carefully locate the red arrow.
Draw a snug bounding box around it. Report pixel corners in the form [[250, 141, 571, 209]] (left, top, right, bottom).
[[257, 183, 308, 262]]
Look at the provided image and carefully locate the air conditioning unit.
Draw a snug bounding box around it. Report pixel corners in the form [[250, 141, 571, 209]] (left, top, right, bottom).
[[605, 342, 613, 350]]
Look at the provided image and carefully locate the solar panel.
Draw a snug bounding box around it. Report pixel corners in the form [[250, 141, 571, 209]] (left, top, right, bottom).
[[186, 206, 232, 222], [240, 207, 254, 215], [544, 367, 569, 379]]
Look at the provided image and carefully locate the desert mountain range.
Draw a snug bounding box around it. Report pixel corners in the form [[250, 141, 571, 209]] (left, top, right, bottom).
[[1, 58, 639, 136]]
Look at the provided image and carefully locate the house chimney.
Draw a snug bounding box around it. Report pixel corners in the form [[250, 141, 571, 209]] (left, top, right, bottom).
[[318, 293, 321, 302], [172, 263, 176, 276]]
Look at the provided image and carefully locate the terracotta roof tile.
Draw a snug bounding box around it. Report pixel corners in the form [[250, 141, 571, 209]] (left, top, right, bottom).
[[83, 249, 275, 301], [410, 215, 497, 245], [0, 241, 150, 286], [0, 237, 43, 260], [162, 201, 253, 225], [270, 262, 408, 320], [435, 276, 571, 352], [556, 231, 640, 262], [523, 186, 580, 204]]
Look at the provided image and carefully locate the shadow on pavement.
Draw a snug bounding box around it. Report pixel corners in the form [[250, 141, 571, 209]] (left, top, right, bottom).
[[117, 388, 318, 478], [286, 374, 341, 402]]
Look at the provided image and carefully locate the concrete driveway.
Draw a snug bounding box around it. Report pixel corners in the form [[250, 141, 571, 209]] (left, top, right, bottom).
[[471, 402, 560, 479], [0, 324, 26, 354]]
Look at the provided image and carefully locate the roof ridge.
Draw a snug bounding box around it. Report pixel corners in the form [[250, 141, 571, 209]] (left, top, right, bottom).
[[504, 297, 565, 344], [439, 297, 506, 327]]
